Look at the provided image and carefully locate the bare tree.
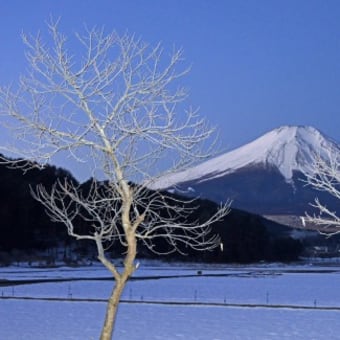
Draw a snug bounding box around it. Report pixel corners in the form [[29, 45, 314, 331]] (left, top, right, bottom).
[[302, 150, 340, 235], [0, 21, 230, 340]]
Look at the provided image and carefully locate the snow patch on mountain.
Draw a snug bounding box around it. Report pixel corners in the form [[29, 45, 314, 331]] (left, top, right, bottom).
[[150, 126, 340, 190]]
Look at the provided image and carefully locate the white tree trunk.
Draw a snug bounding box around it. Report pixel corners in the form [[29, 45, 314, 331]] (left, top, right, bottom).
[[100, 279, 125, 340]]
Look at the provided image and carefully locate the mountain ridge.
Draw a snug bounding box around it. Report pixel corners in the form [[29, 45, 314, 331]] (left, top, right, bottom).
[[150, 125, 340, 216], [151, 125, 340, 190]]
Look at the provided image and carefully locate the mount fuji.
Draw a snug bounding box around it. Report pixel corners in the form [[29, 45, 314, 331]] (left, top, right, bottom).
[[152, 126, 340, 216]]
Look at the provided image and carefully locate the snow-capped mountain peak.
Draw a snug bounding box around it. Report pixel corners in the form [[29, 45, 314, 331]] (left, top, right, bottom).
[[151, 125, 340, 189]]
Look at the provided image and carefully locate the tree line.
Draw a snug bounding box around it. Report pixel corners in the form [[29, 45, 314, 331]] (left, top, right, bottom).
[[0, 156, 302, 265]]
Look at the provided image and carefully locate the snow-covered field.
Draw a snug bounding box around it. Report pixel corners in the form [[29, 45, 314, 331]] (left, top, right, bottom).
[[1, 262, 340, 339]]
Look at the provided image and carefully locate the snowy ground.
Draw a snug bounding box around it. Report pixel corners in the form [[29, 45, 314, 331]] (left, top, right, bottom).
[[1, 262, 340, 339]]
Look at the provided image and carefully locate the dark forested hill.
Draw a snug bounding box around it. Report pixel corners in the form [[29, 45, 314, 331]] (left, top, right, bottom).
[[0, 156, 303, 265], [0, 157, 77, 260]]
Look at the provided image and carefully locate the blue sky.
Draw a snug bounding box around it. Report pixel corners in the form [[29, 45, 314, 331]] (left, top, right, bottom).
[[1, 1, 340, 180]]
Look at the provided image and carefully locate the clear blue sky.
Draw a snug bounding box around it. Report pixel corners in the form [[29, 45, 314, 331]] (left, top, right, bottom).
[[1, 0, 340, 180]]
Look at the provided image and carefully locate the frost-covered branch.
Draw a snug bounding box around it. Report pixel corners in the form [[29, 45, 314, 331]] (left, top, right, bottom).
[[303, 150, 340, 235], [0, 20, 229, 339]]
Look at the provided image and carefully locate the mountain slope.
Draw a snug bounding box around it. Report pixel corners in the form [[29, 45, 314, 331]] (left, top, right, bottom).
[[151, 126, 339, 189], [150, 126, 340, 215]]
